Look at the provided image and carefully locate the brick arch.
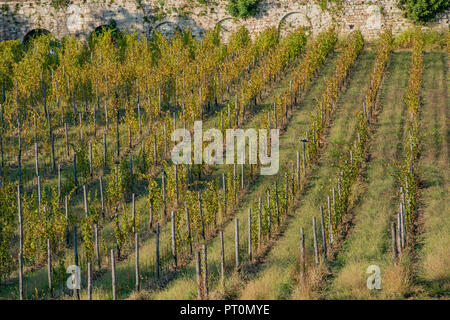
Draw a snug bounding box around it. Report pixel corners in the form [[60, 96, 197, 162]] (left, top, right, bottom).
[[153, 21, 182, 33], [214, 17, 240, 40], [278, 11, 311, 37], [88, 22, 123, 43], [22, 28, 52, 45], [93, 24, 114, 35], [215, 17, 238, 29]]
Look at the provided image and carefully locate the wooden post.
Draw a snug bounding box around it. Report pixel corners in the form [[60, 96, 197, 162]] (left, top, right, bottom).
[[296, 151, 300, 184], [57, 164, 61, 199], [299, 227, 305, 279], [174, 164, 179, 203], [195, 251, 202, 299], [291, 164, 295, 196], [51, 133, 56, 172], [73, 154, 78, 188], [164, 122, 167, 156], [116, 110, 120, 160], [111, 249, 116, 300], [103, 134, 107, 168], [137, 79, 142, 134], [141, 141, 145, 171], [185, 202, 192, 255], [396, 213, 402, 254], [89, 141, 93, 177], [87, 262, 92, 300], [65, 122, 69, 158], [275, 182, 280, 226], [233, 164, 237, 205], [332, 188, 337, 226], [327, 196, 333, 244], [34, 136, 39, 177], [320, 206, 327, 259], [222, 172, 227, 216], [248, 208, 252, 261], [198, 192, 205, 240], [95, 224, 100, 271], [162, 171, 166, 217], [135, 233, 140, 291], [220, 230, 225, 284], [132, 193, 136, 233], [313, 217, 319, 265], [17, 118, 22, 190], [228, 104, 231, 128], [202, 244, 208, 299], [158, 87, 162, 116], [302, 141, 306, 174], [273, 102, 277, 129], [83, 185, 89, 218], [235, 96, 239, 127], [99, 177, 105, 219], [235, 218, 239, 269], [73, 225, 80, 300], [148, 199, 153, 230], [153, 135, 157, 165], [400, 202, 406, 248], [241, 162, 244, 190], [186, 163, 190, 188], [65, 195, 70, 245], [37, 176, 42, 216], [171, 211, 177, 268], [391, 222, 398, 264], [258, 197, 262, 250], [156, 223, 160, 278], [285, 172, 288, 216], [267, 192, 271, 236], [47, 239, 52, 297], [129, 153, 133, 186]]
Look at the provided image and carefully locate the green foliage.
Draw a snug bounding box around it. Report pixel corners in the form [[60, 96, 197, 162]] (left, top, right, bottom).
[[398, 0, 449, 23], [50, 0, 70, 11], [22, 186, 67, 267], [0, 40, 23, 90], [394, 28, 448, 50], [282, 28, 308, 58], [89, 19, 124, 48], [81, 217, 94, 262], [0, 182, 17, 281], [315, 0, 343, 11], [226, 0, 261, 19], [72, 140, 90, 181], [228, 26, 251, 50]]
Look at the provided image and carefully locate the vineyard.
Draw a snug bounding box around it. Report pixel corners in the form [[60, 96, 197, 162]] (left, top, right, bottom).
[[0, 24, 448, 301]]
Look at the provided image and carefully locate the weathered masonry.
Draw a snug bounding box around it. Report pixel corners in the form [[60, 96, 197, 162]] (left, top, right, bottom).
[[0, 0, 448, 42]]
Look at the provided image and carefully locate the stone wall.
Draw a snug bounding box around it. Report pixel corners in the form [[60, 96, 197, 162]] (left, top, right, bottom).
[[0, 0, 448, 42]]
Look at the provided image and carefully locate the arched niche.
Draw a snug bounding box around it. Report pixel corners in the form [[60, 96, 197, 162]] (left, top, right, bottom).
[[278, 12, 311, 37], [152, 21, 182, 37], [215, 17, 239, 40], [22, 28, 51, 46]]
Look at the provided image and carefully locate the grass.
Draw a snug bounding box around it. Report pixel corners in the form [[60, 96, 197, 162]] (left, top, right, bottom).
[[324, 51, 413, 299], [0, 35, 282, 299], [1, 45, 447, 300], [69, 40, 311, 300], [149, 46, 343, 301], [414, 52, 449, 298], [236, 48, 377, 300]]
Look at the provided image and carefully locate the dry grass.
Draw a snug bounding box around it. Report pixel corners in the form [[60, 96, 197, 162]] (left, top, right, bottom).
[[324, 51, 414, 299], [238, 49, 376, 300], [414, 52, 449, 297]]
